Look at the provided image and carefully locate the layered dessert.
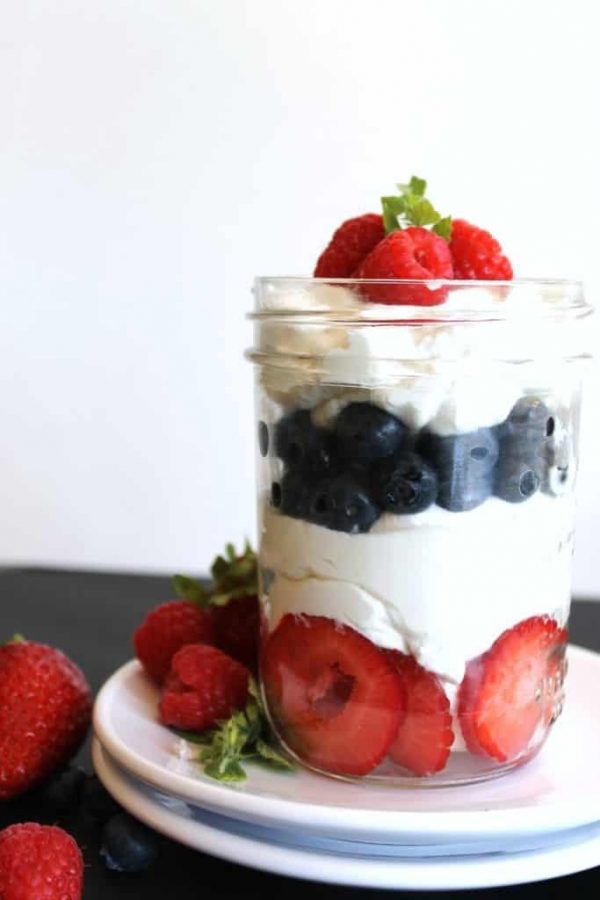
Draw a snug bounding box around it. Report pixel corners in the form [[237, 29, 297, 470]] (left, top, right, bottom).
[[250, 178, 590, 783]]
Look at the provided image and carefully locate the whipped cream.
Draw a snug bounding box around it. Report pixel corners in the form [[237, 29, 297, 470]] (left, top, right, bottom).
[[258, 283, 585, 434], [260, 494, 574, 686]]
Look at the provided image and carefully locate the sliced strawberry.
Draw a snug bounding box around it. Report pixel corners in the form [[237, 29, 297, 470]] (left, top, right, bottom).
[[385, 651, 453, 776], [314, 213, 385, 278], [458, 616, 568, 762], [261, 615, 405, 776], [353, 227, 453, 305]]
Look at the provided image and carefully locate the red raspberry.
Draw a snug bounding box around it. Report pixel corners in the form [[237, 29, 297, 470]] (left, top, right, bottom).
[[314, 213, 385, 278], [133, 600, 215, 684], [159, 643, 249, 732], [0, 823, 84, 899], [0, 642, 91, 801], [353, 226, 454, 305], [450, 218, 513, 280], [210, 594, 259, 673]]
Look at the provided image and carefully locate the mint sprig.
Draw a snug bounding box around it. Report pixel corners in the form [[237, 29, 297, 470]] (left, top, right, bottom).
[[174, 679, 294, 783], [381, 176, 452, 240]]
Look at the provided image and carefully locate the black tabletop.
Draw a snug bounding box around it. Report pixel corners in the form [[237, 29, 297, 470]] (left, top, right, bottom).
[[1, 568, 599, 899]]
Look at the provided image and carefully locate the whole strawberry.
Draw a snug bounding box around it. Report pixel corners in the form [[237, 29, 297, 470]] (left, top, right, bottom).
[[133, 599, 215, 684], [174, 542, 260, 673], [0, 640, 91, 801], [210, 595, 259, 673], [0, 823, 83, 899], [207, 543, 259, 672]]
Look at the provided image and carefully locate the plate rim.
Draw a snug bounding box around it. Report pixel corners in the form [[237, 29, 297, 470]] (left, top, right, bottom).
[[92, 738, 600, 891], [93, 645, 600, 839]]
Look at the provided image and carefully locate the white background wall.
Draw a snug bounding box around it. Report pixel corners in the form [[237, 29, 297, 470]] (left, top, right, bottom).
[[1, 0, 599, 592]]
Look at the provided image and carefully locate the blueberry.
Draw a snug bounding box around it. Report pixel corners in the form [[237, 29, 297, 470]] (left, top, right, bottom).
[[308, 472, 380, 533], [273, 470, 315, 519], [274, 410, 334, 473], [100, 812, 159, 873], [334, 403, 407, 463], [372, 452, 438, 515], [494, 458, 541, 503], [258, 421, 269, 457], [418, 428, 499, 512], [499, 397, 553, 463], [494, 397, 551, 503], [81, 774, 121, 823], [39, 765, 86, 813], [543, 425, 573, 496]]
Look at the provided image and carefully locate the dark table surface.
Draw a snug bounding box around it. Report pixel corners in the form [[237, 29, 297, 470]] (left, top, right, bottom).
[[1, 568, 599, 899]]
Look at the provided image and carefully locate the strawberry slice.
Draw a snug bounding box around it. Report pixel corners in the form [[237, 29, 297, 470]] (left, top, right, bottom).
[[261, 614, 405, 776], [385, 651, 453, 776], [458, 616, 568, 762], [314, 213, 385, 279]]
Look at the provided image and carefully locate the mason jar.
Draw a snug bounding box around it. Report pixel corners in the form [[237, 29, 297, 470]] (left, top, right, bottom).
[[247, 277, 592, 786]]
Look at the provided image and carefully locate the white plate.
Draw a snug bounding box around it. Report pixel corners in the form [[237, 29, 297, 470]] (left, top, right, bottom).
[[93, 645, 600, 843], [93, 739, 600, 891]]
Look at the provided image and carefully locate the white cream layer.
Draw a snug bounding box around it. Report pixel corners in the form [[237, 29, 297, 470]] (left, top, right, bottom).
[[259, 284, 582, 434], [260, 493, 573, 686]]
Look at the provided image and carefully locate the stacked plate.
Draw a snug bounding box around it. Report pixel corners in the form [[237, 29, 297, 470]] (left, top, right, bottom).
[[93, 645, 600, 891]]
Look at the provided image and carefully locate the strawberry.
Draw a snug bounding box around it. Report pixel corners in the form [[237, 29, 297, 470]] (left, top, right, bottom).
[[385, 651, 453, 776], [458, 616, 568, 762], [210, 595, 259, 673], [174, 542, 260, 673], [0, 823, 83, 900], [314, 213, 385, 278], [0, 640, 91, 800], [450, 218, 513, 280], [133, 599, 215, 684], [261, 614, 405, 776], [353, 227, 453, 305], [159, 643, 249, 732]]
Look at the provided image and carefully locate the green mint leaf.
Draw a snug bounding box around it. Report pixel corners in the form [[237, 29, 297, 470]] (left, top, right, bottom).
[[432, 216, 453, 241], [203, 755, 247, 783], [396, 176, 426, 197], [254, 739, 294, 771], [381, 195, 405, 234], [404, 197, 440, 228], [172, 574, 208, 605]]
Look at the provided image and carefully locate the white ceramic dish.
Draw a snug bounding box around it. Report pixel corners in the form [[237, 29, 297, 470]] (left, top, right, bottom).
[[93, 645, 600, 843], [93, 739, 600, 891]]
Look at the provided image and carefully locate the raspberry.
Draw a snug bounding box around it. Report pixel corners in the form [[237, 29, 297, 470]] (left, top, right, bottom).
[[133, 599, 215, 684], [353, 226, 453, 305], [159, 643, 250, 732], [314, 213, 385, 278], [0, 823, 84, 899], [450, 218, 513, 280], [0, 641, 91, 800]]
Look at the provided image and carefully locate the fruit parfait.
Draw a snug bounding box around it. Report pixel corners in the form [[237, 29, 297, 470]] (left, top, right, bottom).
[[248, 177, 592, 786]]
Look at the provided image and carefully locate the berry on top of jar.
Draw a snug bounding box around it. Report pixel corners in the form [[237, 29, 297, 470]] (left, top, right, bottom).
[[314, 175, 512, 305]]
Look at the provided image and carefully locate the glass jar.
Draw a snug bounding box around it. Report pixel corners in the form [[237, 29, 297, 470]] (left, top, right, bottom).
[[247, 277, 592, 786]]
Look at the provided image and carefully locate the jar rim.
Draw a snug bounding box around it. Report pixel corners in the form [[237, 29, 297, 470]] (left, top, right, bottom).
[[250, 277, 590, 325]]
